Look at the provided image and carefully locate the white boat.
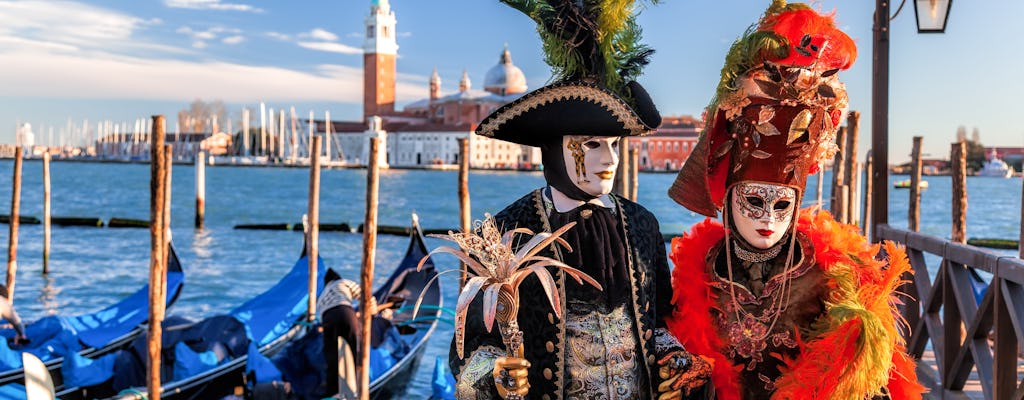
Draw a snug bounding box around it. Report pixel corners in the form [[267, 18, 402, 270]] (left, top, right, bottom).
[[977, 150, 1014, 178]]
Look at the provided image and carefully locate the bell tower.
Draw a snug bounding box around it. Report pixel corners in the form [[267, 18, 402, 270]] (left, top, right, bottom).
[[363, 0, 398, 121]]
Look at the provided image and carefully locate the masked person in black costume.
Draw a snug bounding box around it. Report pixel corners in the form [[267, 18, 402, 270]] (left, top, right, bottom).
[[450, 2, 712, 399]]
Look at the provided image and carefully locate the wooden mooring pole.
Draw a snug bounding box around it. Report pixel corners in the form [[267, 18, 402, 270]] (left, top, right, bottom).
[[863, 151, 873, 238], [360, 137, 381, 400], [843, 112, 860, 225], [816, 169, 824, 207], [614, 138, 630, 199], [830, 126, 848, 220], [630, 148, 639, 201], [457, 138, 470, 290], [909, 137, 923, 232], [307, 137, 322, 322], [43, 151, 51, 274], [6, 147, 22, 300], [147, 115, 167, 400], [195, 151, 205, 229], [951, 141, 967, 243]]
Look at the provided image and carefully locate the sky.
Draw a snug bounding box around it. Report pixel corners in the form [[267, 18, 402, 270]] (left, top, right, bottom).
[[0, 0, 1021, 164]]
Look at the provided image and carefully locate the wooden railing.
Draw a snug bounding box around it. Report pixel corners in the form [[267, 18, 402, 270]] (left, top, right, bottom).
[[877, 224, 1024, 400]]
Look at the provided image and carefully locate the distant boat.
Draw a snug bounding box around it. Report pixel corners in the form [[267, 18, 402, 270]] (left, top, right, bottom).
[[977, 150, 1014, 178], [894, 179, 928, 189]]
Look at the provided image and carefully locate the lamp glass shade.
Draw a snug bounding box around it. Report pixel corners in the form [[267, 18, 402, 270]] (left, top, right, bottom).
[[914, 0, 952, 33]]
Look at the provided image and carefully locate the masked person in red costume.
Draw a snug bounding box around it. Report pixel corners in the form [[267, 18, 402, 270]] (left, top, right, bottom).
[[664, 1, 924, 399]]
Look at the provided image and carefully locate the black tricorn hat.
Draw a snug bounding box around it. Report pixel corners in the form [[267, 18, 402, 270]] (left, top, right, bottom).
[[475, 79, 661, 147]]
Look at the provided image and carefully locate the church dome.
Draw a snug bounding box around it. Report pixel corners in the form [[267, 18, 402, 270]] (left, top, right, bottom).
[[484, 46, 527, 96]]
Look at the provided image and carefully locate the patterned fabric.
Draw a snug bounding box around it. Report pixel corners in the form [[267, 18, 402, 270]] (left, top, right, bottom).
[[451, 189, 672, 400], [316, 279, 361, 321], [455, 345, 507, 400], [563, 301, 641, 400]]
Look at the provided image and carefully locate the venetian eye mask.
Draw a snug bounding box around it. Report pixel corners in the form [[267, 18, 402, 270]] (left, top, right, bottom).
[[729, 182, 796, 249], [562, 135, 620, 197]]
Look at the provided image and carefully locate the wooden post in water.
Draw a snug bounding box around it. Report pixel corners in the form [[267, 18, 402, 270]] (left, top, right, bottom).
[[147, 115, 167, 400], [909, 137, 923, 232], [830, 126, 848, 220], [844, 111, 860, 193], [614, 138, 630, 199], [43, 151, 51, 274], [850, 162, 862, 228], [360, 138, 381, 400], [1020, 181, 1023, 259], [950, 141, 967, 243], [307, 137, 322, 322], [6, 147, 22, 300], [195, 151, 205, 229], [457, 138, 470, 290], [816, 169, 824, 207], [863, 151, 873, 237], [626, 148, 634, 202]]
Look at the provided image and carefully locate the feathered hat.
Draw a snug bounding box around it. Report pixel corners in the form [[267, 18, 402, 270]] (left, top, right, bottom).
[[668, 0, 857, 217], [474, 0, 662, 146]]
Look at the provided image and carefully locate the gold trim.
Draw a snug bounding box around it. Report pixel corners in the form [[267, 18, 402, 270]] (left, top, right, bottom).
[[477, 83, 649, 138], [533, 189, 567, 400], [612, 194, 656, 399]]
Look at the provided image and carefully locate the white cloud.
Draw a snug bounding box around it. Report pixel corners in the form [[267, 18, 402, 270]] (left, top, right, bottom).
[[0, 1, 144, 50], [301, 28, 339, 42], [194, 31, 217, 40], [266, 32, 291, 41], [0, 46, 426, 104], [165, 0, 263, 13], [297, 41, 362, 55], [176, 25, 243, 48]]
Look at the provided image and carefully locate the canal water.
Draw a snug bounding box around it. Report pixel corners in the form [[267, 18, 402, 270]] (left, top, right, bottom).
[[0, 160, 1019, 397]]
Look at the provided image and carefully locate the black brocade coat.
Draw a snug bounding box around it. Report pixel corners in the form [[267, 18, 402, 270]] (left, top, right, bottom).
[[450, 189, 673, 399]]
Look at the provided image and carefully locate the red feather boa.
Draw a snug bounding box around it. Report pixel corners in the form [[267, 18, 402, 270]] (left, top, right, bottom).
[[666, 210, 924, 399]]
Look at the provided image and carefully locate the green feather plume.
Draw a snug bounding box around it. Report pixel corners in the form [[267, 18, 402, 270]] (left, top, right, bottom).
[[707, 0, 813, 117], [499, 0, 659, 96]]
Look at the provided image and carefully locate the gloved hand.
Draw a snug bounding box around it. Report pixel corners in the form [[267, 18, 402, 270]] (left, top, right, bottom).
[[492, 352, 530, 400], [12, 335, 29, 346], [656, 351, 713, 400]]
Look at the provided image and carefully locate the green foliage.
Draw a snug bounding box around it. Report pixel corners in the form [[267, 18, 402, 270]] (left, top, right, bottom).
[[499, 0, 658, 97], [964, 140, 986, 172]]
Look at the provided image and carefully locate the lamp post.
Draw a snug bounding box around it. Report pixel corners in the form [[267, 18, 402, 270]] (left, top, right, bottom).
[[870, 0, 952, 240]]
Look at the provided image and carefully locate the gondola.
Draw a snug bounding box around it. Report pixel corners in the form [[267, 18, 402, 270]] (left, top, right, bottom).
[[271, 213, 443, 400], [54, 238, 326, 400], [0, 241, 186, 394]]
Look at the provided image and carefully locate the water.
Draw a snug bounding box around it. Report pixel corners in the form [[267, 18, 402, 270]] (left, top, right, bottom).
[[0, 160, 1019, 397]]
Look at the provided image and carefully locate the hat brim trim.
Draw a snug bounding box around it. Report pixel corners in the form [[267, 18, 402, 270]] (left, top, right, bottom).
[[475, 81, 652, 141]]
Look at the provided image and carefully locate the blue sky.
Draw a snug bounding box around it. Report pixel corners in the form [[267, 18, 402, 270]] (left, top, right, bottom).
[[0, 0, 1021, 163]]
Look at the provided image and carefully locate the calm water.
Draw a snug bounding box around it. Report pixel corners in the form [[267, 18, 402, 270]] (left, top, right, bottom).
[[0, 160, 1019, 397]]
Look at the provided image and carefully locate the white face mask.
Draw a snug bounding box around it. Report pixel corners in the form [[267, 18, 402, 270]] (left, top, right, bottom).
[[562, 135, 620, 197], [729, 182, 796, 249]]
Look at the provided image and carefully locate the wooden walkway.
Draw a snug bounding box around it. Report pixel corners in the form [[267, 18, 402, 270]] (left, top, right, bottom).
[[918, 348, 1024, 400]]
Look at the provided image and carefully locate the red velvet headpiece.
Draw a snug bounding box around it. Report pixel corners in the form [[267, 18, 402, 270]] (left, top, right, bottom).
[[669, 1, 856, 217]]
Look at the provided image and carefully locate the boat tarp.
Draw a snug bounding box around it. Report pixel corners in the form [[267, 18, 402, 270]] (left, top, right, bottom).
[[272, 321, 411, 400], [109, 315, 246, 391], [231, 255, 325, 347], [68, 268, 185, 349], [0, 245, 186, 364]]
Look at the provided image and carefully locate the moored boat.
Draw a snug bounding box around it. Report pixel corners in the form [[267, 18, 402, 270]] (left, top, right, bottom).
[[272, 213, 443, 399], [0, 241, 186, 394], [894, 179, 928, 189], [55, 239, 324, 400]]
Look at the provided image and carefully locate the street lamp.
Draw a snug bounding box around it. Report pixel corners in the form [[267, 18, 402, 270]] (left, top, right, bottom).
[[914, 0, 952, 33], [869, 0, 952, 240]]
